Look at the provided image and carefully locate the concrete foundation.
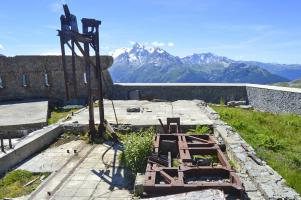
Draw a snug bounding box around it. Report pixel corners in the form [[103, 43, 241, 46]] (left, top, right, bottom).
[[0, 101, 48, 134], [64, 100, 213, 130], [0, 124, 63, 175]]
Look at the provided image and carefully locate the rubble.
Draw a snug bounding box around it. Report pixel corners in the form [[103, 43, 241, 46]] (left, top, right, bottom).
[[227, 100, 247, 107]]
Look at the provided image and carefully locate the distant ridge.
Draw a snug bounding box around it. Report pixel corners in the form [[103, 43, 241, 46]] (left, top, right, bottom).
[[109, 43, 290, 84]]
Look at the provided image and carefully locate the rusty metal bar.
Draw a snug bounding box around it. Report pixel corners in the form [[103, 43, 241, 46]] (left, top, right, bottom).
[[159, 170, 174, 184], [1, 137, 4, 152], [71, 40, 78, 99], [8, 134, 12, 149], [82, 22, 96, 141], [158, 119, 167, 134], [59, 38, 70, 100], [93, 22, 105, 137]]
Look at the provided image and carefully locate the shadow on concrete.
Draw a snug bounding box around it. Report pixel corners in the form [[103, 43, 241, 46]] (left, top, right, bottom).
[[91, 142, 134, 191]]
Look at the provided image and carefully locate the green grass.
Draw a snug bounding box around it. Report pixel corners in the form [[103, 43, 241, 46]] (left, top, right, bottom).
[[211, 105, 301, 194], [47, 107, 78, 125], [172, 159, 181, 167], [192, 154, 219, 165], [272, 80, 301, 89], [121, 128, 154, 174], [0, 170, 50, 199], [187, 125, 211, 135]]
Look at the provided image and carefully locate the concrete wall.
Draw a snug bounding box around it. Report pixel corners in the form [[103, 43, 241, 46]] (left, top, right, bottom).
[[113, 83, 247, 103], [0, 56, 113, 104], [113, 83, 301, 115]]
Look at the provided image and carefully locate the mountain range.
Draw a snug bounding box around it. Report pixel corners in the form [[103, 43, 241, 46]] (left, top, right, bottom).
[[109, 43, 301, 84]]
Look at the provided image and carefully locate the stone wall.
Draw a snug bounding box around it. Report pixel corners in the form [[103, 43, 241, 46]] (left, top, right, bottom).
[[0, 55, 113, 104], [246, 84, 301, 115]]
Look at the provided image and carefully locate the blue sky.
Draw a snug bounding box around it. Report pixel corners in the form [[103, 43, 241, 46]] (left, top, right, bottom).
[[0, 0, 301, 64]]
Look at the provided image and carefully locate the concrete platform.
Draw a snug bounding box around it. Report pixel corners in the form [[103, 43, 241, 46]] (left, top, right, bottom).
[[65, 100, 213, 128], [0, 101, 48, 131], [17, 140, 85, 173], [28, 142, 133, 200]]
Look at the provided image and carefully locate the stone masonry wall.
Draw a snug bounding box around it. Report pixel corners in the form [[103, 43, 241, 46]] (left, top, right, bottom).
[[246, 84, 301, 115], [202, 104, 300, 199], [0, 55, 113, 104]]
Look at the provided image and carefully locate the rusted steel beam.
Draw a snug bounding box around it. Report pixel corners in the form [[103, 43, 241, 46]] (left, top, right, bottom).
[[167, 117, 180, 133], [143, 118, 244, 197], [159, 170, 174, 184], [71, 40, 78, 99], [59, 39, 70, 100], [186, 135, 212, 143]]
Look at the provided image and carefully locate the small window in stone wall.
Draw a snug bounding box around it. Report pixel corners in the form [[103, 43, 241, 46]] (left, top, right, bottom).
[[84, 72, 87, 84], [0, 75, 3, 89], [22, 74, 28, 87], [44, 73, 50, 87]]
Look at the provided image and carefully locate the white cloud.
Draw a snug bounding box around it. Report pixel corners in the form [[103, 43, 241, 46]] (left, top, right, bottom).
[[129, 41, 136, 45], [167, 42, 174, 47], [0, 44, 4, 50], [152, 41, 165, 47]]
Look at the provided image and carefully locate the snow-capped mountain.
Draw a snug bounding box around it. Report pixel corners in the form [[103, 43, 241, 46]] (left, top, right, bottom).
[[109, 43, 292, 83], [112, 43, 182, 67], [182, 53, 233, 65]]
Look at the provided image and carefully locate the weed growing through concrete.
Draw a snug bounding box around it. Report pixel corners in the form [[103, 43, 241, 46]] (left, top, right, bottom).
[[50, 131, 87, 147], [47, 107, 78, 124], [211, 105, 301, 194], [0, 170, 50, 198], [121, 128, 154, 174]]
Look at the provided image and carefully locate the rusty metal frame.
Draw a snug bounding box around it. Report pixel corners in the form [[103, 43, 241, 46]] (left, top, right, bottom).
[[58, 4, 105, 140], [143, 118, 244, 197]]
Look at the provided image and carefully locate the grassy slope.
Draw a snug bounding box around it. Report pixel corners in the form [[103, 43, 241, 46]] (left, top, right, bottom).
[[211, 105, 301, 194], [0, 170, 50, 198], [272, 78, 301, 88]]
